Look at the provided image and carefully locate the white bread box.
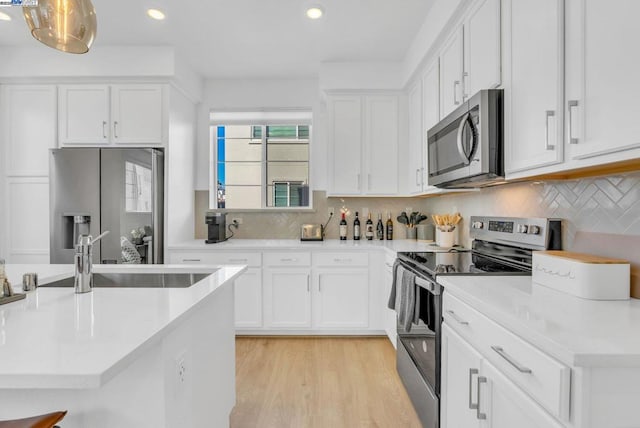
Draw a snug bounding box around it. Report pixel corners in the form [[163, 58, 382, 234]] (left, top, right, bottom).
[[532, 251, 630, 300]]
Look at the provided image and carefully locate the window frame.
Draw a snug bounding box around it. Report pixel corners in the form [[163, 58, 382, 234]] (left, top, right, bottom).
[[209, 113, 313, 212]]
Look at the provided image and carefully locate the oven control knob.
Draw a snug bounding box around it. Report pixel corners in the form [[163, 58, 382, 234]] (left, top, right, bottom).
[[472, 221, 484, 229], [516, 224, 528, 234], [527, 225, 541, 235]]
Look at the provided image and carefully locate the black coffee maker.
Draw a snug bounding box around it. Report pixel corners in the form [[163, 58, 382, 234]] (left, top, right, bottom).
[[205, 212, 226, 244]]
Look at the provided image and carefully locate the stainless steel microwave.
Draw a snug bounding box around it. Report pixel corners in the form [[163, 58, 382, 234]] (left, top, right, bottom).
[[427, 89, 504, 189]]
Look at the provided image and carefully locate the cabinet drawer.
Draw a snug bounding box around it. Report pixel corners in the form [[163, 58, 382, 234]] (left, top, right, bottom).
[[263, 252, 311, 267], [170, 251, 261, 267], [443, 293, 571, 421], [313, 252, 369, 267]]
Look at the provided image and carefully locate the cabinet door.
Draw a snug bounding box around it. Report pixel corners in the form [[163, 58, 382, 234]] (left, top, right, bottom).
[[504, 0, 564, 173], [364, 96, 398, 195], [567, 0, 640, 160], [422, 59, 440, 190], [314, 269, 369, 329], [440, 28, 464, 118], [2, 85, 57, 176], [264, 268, 311, 329], [111, 85, 165, 145], [58, 85, 110, 145], [234, 268, 263, 329], [327, 96, 362, 195], [441, 324, 483, 428], [464, 0, 501, 99], [407, 80, 424, 194], [481, 360, 564, 428]]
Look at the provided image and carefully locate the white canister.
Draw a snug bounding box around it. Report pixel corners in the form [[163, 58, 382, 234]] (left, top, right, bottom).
[[436, 229, 456, 248]]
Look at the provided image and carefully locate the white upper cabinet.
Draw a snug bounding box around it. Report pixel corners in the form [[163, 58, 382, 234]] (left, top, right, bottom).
[[58, 85, 110, 145], [407, 80, 424, 194], [2, 85, 57, 176], [59, 84, 167, 147], [440, 28, 465, 119], [503, 0, 565, 173], [328, 95, 363, 195], [111, 85, 165, 145], [327, 94, 399, 196], [566, 0, 640, 160], [463, 0, 502, 99], [364, 95, 399, 195]]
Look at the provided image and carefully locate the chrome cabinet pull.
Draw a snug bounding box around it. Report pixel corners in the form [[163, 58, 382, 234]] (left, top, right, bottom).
[[280, 258, 297, 262], [334, 258, 353, 263], [113, 121, 119, 139], [183, 259, 201, 262], [415, 169, 421, 186], [307, 275, 310, 292], [356, 173, 361, 190], [446, 310, 469, 325], [102, 121, 107, 139], [453, 80, 461, 105], [469, 368, 479, 410], [228, 258, 248, 263], [491, 346, 533, 374], [368, 173, 372, 191], [568, 100, 579, 144], [476, 376, 487, 420], [545, 110, 555, 150]]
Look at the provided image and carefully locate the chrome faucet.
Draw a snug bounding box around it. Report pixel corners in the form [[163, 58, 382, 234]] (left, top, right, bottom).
[[74, 231, 109, 294]]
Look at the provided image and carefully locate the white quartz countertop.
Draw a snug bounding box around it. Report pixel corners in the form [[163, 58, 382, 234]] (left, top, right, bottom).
[[0, 264, 246, 389], [169, 238, 457, 256], [439, 275, 640, 368]]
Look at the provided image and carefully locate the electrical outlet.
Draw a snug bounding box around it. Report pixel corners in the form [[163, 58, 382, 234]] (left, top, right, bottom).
[[328, 207, 335, 217], [362, 207, 369, 218], [231, 217, 243, 225]]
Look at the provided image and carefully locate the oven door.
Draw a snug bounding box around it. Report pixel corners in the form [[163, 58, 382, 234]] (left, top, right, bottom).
[[395, 266, 442, 428]]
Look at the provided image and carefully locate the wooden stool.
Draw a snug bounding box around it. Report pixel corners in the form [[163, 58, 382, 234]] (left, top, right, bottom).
[[0, 411, 67, 428]]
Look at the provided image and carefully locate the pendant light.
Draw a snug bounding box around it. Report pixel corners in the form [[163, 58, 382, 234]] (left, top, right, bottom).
[[23, 0, 97, 54]]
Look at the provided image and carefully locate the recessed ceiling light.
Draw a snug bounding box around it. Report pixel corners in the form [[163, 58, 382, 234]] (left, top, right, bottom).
[[0, 11, 11, 21], [306, 6, 323, 20], [147, 8, 166, 20]]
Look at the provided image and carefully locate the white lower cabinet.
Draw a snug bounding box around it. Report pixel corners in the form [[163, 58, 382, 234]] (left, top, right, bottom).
[[264, 268, 312, 329], [313, 269, 369, 329], [442, 324, 563, 428], [233, 267, 263, 329]]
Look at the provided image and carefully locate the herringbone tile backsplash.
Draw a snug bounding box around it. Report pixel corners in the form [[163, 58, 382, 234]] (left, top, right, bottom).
[[195, 171, 640, 249], [426, 171, 640, 249]]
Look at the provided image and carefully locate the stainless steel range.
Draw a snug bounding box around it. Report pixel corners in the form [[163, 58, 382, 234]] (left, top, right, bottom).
[[391, 216, 562, 428]]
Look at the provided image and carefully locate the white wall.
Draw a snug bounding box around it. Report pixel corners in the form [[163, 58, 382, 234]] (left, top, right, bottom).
[[167, 86, 197, 246], [194, 78, 324, 192]]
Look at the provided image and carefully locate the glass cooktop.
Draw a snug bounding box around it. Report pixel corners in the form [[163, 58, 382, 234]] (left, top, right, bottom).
[[398, 250, 531, 277]]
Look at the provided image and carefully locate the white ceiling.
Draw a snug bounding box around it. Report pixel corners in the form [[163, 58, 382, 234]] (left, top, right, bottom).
[[0, 0, 435, 79]]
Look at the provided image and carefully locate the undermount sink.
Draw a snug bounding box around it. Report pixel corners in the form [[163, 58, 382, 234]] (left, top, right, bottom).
[[40, 272, 213, 289]]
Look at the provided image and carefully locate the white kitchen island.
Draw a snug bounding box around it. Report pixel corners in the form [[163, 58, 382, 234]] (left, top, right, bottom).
[[0, 264, 246, 428]]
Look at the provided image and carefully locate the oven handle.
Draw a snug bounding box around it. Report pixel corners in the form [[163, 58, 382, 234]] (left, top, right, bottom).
[[397, 260, 442, 295]]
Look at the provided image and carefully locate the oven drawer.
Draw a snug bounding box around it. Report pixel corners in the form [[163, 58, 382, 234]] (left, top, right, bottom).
[[397, 340, 439, 428], [443, 293, 571, 421]]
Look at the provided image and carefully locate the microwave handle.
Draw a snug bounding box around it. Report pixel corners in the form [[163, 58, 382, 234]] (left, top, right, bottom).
[[456, 112, 472, 165]]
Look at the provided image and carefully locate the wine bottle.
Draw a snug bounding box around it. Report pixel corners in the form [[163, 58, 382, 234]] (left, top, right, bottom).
[[339, 213, 348, 240], [365, 213, 374, 240], [376, 214, 384, 240], [386, 213, 393, 240], [353, 212, 361, 240]]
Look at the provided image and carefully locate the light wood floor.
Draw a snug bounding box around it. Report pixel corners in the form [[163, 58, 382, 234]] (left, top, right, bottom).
[[230, 337, 422, 428]]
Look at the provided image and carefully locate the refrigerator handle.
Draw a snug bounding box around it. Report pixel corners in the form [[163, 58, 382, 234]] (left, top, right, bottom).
[[151, 149, 165, 264]]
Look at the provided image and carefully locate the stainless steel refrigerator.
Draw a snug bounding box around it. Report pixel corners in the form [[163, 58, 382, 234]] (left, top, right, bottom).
[[50, 148, 164, 264]]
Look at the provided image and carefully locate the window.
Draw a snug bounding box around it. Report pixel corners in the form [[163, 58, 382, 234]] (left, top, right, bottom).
[[125, 161, 152, 212], [210, 112, 311, 210]]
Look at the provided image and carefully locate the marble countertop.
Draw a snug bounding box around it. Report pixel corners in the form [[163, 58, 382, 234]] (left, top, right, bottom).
[[0, 264, 246, 389], [439, 275, 640, 368], [168, 238, 458, 256]]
